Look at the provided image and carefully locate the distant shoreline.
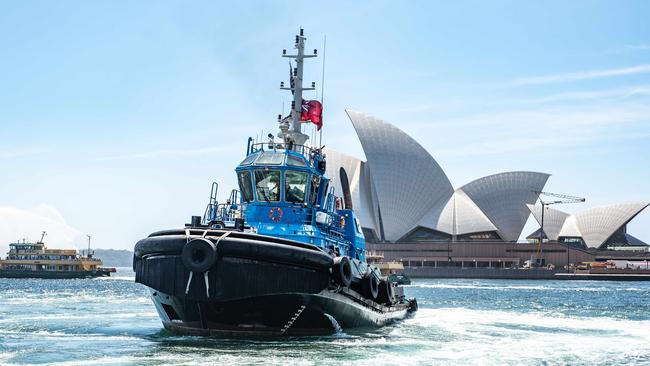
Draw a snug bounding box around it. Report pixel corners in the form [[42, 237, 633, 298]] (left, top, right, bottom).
[[92, 249, 133, 268]]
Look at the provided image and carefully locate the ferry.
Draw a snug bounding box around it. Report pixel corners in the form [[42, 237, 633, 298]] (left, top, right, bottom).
[[133, 29, 417, 337], [366, 251, 412, 285], [0, 232, 115, 279]]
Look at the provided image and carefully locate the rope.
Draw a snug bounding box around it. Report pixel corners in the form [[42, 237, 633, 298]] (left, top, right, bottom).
[[203, 271, 210, 298], [185, 271, 193, 295], [216, 231, 231, 245]]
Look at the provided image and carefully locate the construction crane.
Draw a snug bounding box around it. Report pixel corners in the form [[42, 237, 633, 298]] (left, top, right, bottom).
[[531, 191, 585, 268]]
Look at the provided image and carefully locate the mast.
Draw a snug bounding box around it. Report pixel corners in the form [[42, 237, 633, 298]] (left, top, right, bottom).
[[279, 28, 317, 148], [86, 234, 92, 258]]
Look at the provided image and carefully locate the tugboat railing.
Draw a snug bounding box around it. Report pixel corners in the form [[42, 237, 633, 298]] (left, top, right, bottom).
[[203, 186, 243, 226], [248, 142, 321, 162], [203, 203, 243, 226]]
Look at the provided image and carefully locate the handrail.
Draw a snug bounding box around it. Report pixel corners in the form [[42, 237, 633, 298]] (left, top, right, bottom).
[[204, 202, 243, 225], [248, 142, 322, 162]]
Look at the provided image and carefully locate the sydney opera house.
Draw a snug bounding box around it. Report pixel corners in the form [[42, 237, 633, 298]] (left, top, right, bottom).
[[325, 110, 649, 269]]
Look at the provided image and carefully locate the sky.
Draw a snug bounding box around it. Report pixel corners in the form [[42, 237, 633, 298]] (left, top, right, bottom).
[[1, 0, 649, 252]]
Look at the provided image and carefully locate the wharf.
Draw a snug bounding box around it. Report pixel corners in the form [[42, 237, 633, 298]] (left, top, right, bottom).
[[404, 267, 650, 281]]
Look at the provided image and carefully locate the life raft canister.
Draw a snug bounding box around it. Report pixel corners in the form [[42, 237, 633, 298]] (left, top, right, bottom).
[[269, 207, 283, 221]]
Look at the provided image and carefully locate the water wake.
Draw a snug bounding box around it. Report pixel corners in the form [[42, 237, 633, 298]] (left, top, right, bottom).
[[1, 275, 649, 365]]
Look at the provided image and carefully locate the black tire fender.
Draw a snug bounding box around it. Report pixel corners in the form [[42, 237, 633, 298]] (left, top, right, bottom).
[[181, 238, 217, 272], [376, 279, 394, 305], [361, 273, 379, 300], [332, 256, 352, 287]]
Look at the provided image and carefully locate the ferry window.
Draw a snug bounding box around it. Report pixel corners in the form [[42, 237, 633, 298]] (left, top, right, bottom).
[[254, 170, 281, 201], [285, 170, 308, 204], [287, 154, 307, 167], [254, 151, 284, 165], [237, 171, 254, 202], [239, 153, 258, 166], [309, 174, 321, 206]]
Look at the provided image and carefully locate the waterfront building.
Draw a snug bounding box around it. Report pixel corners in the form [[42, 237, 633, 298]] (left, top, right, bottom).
[[526, 202, 649, 249]]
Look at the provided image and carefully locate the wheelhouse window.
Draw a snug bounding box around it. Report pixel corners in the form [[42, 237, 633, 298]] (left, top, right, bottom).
[[285, 170, 308, 204], [254, 151, 284, 165], [254, 170, 281, 201], [239, 153, 258, 166], [237, 171, 254, 202], [309, 174, 321, 206], [354, 217, 362, 234], [286, 154, 307, 167]]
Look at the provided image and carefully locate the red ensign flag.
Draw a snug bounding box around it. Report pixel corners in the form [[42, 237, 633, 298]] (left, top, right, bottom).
[[300, 100, 323, 130]]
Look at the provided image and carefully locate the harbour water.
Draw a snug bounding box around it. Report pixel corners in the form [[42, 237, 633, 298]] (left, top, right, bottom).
[[1, 268, 649, 365]]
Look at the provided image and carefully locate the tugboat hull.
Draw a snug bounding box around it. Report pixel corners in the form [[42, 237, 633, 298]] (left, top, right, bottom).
[[149, 289, 412, 337], [134, 229, 415, 336]]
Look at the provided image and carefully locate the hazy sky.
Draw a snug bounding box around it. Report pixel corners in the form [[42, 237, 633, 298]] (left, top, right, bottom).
[[1, 1, 649, 252]]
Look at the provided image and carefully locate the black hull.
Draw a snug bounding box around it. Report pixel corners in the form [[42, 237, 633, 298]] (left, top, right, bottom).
[[134, 229, 416, 336], [0, 269, 112, 279], [148, 289, 413, 337]]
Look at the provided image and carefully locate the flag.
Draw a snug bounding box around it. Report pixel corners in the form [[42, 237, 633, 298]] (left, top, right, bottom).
[[300, 100, 323, 130], [289, 62, 295, 95]]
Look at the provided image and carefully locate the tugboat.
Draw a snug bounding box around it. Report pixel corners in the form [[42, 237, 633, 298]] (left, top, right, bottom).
[[0, 231, 115, 279], [133, 29, 417, 337]]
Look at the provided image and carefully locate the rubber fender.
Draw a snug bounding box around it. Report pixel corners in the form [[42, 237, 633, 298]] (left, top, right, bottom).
[[132, 254, 138, 272], [147, 228, 323, 252], [376, 279, 394, 305], [361, 273, 379, 300], [332, 256, 352, 287], [134, 235, 333, 270], [181, 238, 217, 273]]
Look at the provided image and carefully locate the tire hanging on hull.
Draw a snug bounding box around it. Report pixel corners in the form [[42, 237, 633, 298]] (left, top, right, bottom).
[[332, 256, 352, 287], [361, 273, 379, 300]]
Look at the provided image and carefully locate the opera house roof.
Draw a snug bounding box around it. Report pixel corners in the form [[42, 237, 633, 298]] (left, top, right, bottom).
[[526, 202, 649, 248], [325, 110, 648, 246]]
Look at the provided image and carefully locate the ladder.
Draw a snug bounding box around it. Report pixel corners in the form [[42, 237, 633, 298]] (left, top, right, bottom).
[[280, 305, 306, 334]]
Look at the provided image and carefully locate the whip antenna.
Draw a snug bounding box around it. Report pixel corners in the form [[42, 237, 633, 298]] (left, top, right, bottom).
[[319, 35, 326, 147]]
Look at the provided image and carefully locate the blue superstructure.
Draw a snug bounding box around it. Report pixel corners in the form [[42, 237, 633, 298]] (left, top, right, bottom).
[[204, 140, 366, 261], [201, 27, 367, 261]]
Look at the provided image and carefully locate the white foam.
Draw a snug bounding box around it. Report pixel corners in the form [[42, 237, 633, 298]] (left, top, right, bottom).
[[387, 308, 650, 364], [96, 276, 135, 281], [408, 282, 649, 292]]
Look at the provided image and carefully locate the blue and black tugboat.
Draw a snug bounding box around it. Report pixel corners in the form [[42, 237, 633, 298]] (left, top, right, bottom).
[[133, 29, 417, 337]]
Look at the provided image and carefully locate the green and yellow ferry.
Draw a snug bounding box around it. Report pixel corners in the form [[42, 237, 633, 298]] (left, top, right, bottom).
[[0, 232, 115, 279]]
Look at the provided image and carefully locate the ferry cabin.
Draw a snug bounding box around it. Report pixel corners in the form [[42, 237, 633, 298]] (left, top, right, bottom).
[[0, 242, 102, 272]]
